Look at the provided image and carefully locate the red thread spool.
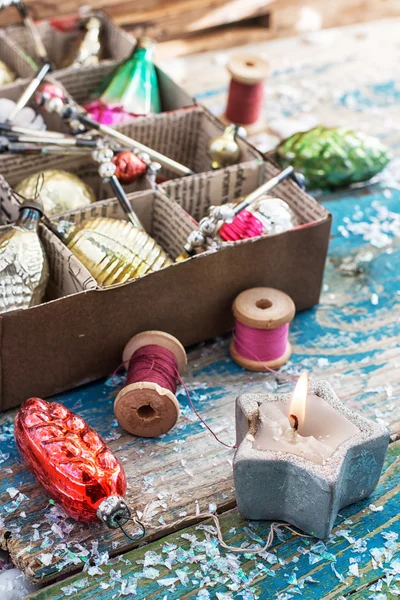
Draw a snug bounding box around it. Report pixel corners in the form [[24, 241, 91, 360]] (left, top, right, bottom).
[[230, 288, 295, 371], [114, 331, 187, 438], [225, 54, 269, 126]]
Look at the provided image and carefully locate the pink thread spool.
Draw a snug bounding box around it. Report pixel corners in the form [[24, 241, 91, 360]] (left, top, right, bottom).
[[230, 288, 295, 371], [114, 331, 187, 438], [225, 54, 269, 126]]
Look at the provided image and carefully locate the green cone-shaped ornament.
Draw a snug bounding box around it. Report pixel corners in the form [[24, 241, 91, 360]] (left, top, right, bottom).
[[275, 126, 390, 189], [84, 38, 161, 126]]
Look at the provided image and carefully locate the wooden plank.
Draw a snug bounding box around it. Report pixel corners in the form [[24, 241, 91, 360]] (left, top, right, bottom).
[[1, 0, 400, 42], [25, 441, 400, 599]]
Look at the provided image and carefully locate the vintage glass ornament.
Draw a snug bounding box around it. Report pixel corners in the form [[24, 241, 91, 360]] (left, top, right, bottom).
[[14, 397, 130, 526], [61, 16, 103, 69], [84, 37, 161, 125], [0, 59, 16, 86], [208, 124, 242, 169], [60, 217, 172, 286], [275, 126, 390, 189], [16, 169, 96, 217], [0, 198, 49, 314], [112, 151, 147, 184], [219, 195, 295, 241]]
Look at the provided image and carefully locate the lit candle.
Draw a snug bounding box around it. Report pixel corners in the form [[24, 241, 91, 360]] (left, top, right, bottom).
[[253, 373, 359, 464], [234, 380, 390, 538]]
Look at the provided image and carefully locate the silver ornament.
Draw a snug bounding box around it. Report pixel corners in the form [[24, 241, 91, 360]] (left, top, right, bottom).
[[187, 229, 205, 248], [137, 152, 151, 165], [198, 217, 217, 236], [46, 97, 64, 115], [98, 162, 116, 179], [249, 196, 295, 234], [92, 147, 114, 163]]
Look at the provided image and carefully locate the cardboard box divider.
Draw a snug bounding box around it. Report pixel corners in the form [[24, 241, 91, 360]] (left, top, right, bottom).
[[0, 150, 155, 222], [4, 12, 135, 72], [0, 105, 262, 208], [160, 158, 328, 224], [0, 30, 36, 88], [113, 106, 263, 184]]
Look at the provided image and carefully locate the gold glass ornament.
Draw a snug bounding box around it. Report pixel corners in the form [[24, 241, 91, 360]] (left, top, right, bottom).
[[208, 124, 242, 169], [61, 16, 103, 69], [15, 170, 96, 217], [0, 199, 49, 314], [61, 217, 172, 287], [0, 59, 17, 87]]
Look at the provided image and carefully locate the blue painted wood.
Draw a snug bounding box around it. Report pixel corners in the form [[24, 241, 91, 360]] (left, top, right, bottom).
[[26, 442, 400, 599], [0, 18, 399, 597]]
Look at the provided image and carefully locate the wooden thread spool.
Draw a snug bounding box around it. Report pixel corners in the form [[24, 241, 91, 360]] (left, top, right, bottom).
[[225, 54, 269, 126], [114, 331, 187, 438], [230, 287, 295, 371]]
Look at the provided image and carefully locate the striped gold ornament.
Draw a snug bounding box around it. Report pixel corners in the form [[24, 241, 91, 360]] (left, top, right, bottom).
[[64, 217, 172, 286]]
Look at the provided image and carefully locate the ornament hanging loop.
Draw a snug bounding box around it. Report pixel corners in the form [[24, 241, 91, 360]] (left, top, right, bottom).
[[116, 515, 146, 542]]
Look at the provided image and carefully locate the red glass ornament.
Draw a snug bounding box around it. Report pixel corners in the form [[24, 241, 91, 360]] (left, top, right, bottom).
[[112, 151, 147, 184], [14, 398, 128, 525], [219, 209, 264, 242], [35, 83, 65, 105]]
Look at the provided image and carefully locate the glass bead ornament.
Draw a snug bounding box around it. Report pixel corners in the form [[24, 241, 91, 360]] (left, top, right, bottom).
[[275, 126, 390, 189], [14, 397, 131, 527], [112, 151, 147, 184], [84, 37, 161, 126], [15, 169, 96, 217], [219, 195, 295, 242], [208, 124, 242, 169], [61, 16, 103, 69], [0, 198, 49, 314], [60, 216, 172, 286]]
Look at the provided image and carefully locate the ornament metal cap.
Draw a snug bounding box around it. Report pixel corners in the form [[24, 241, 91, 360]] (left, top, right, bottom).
[[97, 495, 131, 528], [18, 197, 44, 216]]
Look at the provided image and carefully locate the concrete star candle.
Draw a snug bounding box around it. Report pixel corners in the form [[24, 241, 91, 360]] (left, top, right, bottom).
[[234, 379, 389, 538]]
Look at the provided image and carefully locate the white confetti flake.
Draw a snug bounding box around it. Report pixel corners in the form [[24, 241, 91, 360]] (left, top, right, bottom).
[[371, 293, 379, 305], [369, 503, 384, 512], [348, 562, 359, 577], [6, 487, 19, 499], [39, 553, 53, 566]]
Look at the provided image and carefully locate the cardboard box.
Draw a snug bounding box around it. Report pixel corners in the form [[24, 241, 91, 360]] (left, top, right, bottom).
[[0, 153, 331, 411]]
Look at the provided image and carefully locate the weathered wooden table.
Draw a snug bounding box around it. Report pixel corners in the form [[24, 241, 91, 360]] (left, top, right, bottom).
[[0, 18, 399, 600]]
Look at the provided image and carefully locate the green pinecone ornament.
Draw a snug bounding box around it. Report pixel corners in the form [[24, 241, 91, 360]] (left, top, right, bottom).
[[275, 126, 390, 189]]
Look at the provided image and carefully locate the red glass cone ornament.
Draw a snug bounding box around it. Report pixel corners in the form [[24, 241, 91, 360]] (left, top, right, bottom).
[[14, 398, 130, 527], [112, 151, 147, 184]]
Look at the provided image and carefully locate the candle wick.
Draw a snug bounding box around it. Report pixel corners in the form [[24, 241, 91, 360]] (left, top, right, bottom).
[[289, 414, 299, 431]]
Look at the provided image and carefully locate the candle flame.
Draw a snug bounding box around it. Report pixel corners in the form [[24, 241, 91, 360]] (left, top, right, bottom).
[[289, 372, 308, 430]]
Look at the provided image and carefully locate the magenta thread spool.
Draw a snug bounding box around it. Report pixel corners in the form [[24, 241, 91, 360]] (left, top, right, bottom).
[[230, 288, 295, 371], [114, 331, 187, 438]]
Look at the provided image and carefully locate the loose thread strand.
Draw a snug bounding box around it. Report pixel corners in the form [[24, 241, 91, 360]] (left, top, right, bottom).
[[142, 509, 311, 554]]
